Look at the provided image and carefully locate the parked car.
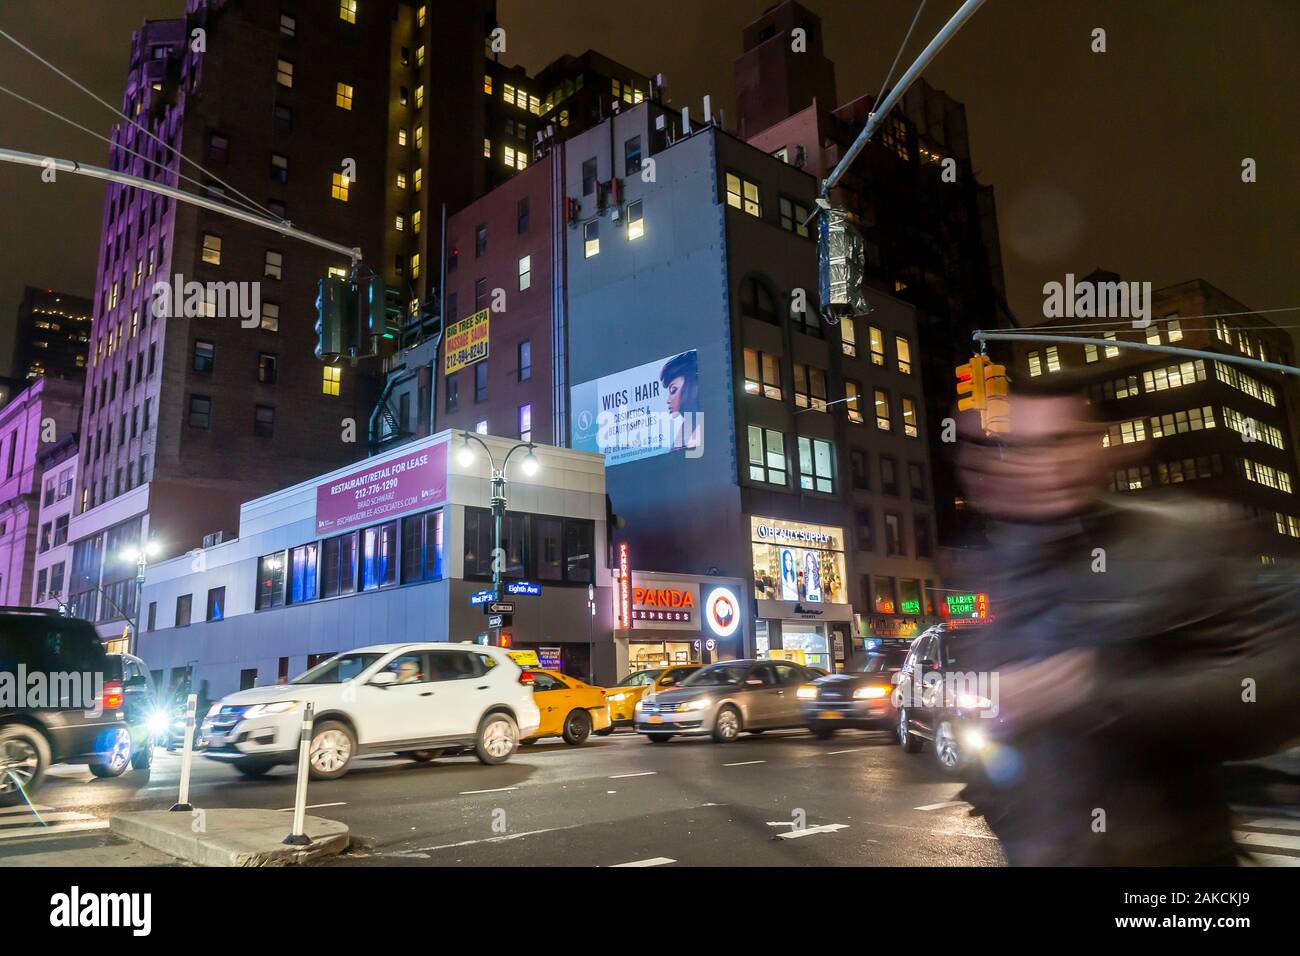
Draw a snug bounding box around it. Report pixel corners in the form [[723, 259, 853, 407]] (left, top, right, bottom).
[[894, 626, 997, 772], [201, 643, 541, 780], [798, 642, 911, 738], [602, 664, 700, 732], [634, 659, 822, 743], [0, 608, 146, 804], [520, 669, 611, 745]]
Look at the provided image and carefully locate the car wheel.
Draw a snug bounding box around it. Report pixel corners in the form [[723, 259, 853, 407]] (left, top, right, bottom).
[[562, 709, 592, 745], [933, 719, 963, 773], [309, 721, 356, 780], [595, 727, 614, 737], [810, 724, 836, 740], [89, 727, 133, 778], [898, 707, 922, 753], [130, 736, 153, 771], [0, 724, 51, 806], [647, 733, 673, 743], [475, 713, 519, 765], [712, 706, 741, 743], [233, 758, 274, 778]]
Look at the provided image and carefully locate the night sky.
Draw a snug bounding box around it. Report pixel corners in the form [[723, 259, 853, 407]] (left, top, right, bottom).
[[1, 0, 1297, 370]]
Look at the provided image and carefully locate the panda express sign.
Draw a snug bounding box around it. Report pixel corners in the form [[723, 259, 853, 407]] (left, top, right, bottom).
[[631, 581, 699, 628]]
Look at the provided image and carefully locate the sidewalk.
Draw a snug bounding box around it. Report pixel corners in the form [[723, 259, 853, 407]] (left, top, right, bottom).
[[110, 808, 350, 866]]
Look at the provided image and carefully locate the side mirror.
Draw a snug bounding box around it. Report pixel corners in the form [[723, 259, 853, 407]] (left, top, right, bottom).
[[661, 678, 675, 686], [370, 671, 397, 688]]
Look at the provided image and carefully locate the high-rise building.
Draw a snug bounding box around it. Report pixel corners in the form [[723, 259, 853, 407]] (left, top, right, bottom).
[[1010, 276, 1300, 557], [68, 0, 503, 636], [10, 286, 93, 382], [738, 1, 1010, 549]]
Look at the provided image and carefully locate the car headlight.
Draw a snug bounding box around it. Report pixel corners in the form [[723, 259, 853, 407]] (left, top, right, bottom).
[[955, 694, 992, 710], [146, 710, 170, 735], [962, 728, 988, 751], [241, 701, 301, 719], [683, 698, 711, 711], [853, 686, 890, 700], [206, 703, 222, 718], [796, 684, 818, 700], [609, 692, 628, 702]]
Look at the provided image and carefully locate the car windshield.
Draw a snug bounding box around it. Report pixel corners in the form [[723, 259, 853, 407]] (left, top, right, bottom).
[[291, 653, 383, 684], [942, 638, 966, 668], [852, 650, 908, 674], [681, 663, 748, 687], [617, 669, 661, 686]]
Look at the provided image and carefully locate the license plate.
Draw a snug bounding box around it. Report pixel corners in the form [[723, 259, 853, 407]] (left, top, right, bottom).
[[821, 711, 843, 720], [648, 715, 664, 724]]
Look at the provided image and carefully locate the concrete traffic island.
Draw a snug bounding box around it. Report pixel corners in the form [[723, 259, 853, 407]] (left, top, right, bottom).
[[110, 809, 349, 867]]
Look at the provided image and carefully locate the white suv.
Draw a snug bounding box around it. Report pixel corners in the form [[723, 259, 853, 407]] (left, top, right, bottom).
[[201, 644, 541, 780]]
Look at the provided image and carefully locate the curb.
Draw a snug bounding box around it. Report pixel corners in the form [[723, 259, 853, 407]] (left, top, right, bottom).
[[110, 809, 349, 867]]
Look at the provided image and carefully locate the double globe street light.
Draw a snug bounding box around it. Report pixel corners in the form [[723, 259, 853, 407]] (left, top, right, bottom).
[[456, 432, 540, 645]]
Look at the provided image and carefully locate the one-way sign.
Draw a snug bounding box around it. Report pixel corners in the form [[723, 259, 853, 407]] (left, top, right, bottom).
[[487, 601, 515, 615]]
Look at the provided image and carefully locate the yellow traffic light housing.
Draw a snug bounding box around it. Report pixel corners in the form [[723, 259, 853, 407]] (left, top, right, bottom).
[[956, 356, 989, 413], [982, 362, 1010, 434]]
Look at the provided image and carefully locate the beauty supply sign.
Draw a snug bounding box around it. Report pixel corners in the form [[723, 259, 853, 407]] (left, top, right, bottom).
[[315, 442, 448, 535]]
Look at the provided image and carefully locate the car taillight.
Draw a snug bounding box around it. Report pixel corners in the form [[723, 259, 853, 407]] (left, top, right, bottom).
[[103, 680, 124, 710], [518, 671, 535, 685]]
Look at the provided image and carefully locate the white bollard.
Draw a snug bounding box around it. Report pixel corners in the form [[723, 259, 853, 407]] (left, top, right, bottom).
[[169, 693, 198, 812], [283, 702, 314, 846]]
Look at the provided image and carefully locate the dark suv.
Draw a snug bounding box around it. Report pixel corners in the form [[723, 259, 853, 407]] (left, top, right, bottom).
[[0, 608, 148, 804], [894, 625, 999, 773]]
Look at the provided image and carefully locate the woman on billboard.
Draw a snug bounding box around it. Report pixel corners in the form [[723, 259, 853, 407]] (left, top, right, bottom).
[[803, 550, 822, 602], [660, 350, 701, 451], [780, 548, 800, 601]]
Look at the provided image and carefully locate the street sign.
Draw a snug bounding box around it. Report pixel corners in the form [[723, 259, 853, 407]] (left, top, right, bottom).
[[487, 614, 503, 628], [469, 590, 494, 606], [487, 601, 515, 614], [506, 581, 542, 596]]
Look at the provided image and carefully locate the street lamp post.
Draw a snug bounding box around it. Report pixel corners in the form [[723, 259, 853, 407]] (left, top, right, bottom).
[[587, 582, 596, 684], [119, 540, 161, 657], [456, 433, 539, 646]]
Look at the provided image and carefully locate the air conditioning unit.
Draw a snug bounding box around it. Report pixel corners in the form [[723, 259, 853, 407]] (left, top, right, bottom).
[[202, 530, 234, 548]]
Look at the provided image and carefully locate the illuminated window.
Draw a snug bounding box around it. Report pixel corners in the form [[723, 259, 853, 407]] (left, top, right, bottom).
[[129, 310, 138, 337], [868, 326, 884, 366], [798, 437, 835, 494], [895, 336, 912, 374], [874, 388, 891, 431], [260, 301, 280, 332], [902, 397, 919, 437], [411, 254, 421, 278], [413, 168, 422, 191], [1103, 331, 1119, 358], [328, 266, 348, 280], [1166, 316, 1183, 342], [1046, 346, 1062, 372], [412, 210, 421, 234], [529, 94, 541, 114], [322, 365, 341, 397], [627, 200, 644, 240], [417, 5, 425, 27], [201, 233, 222, 265], [841, 318, 857, 357], [584, 220, 599, 258], [845, 381, 864, 423], [414, 125, 423, 150], [725, 172, 761, 217], [483, 138, 491, 158], [395, 215, 405, 232], [518, 255, 531, 291], [265, 250, 283, 279], [335, 83, 353, 110], [280, 13, 296, 36], [415, 85, 424, 109], [416, 45, 425, 67], [1145, 324, 1161, 345], [747, 427, 786, 485], [339, 0, 357, 24], [1085, 344, 1099, 363], [396, 170, 407, 190], [792, 364, 828, 412], [276, 59, 293, 87], [743, 349, 782, 400], [1028, 350, 1042, 377], [331, 172, 350, 201], [484, 75, 493, 95], [518, 404, 532, 442], [504, 145, 527, 169]]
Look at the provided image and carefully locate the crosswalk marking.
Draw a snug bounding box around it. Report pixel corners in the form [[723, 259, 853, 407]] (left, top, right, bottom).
[[611, 857, 675, 867], [0, 804, 108, 843], [1234, 818, 1300, 865]]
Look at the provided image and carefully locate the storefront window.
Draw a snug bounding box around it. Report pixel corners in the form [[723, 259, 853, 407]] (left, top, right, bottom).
[[564, 519, 593, 583], [361, 521, 398, 590], [783, 624, 830, 671], [873, 576, 896, 614], [534, 516, 563, 580], [289, 543, 318, 603], [401, 509, 444, 584], [751, 516, 847, 603], [256, 552, 286, 609], [322, 531, 358, 598], [898, 579, 922, 616]]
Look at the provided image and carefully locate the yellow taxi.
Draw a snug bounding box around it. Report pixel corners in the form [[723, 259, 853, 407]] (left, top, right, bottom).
[[520, 669, 612, 745], [601, 664, 701, 732]]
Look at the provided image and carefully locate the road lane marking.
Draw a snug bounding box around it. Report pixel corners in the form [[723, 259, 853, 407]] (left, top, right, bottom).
[[777, 823, 849, 840], [275, 802, 348, 812], [824, 749, 864, 755], [1241, 818, 1300, 832], [411, 823, 583, 853], [458, 787, 518, 795], [612, 857, 675, 867], [609, 771, 657, 779], [1234, 830, 1300, 851], [914, 800, 967, 811], [724, 760, 766, 767], [1244, 852, 1300, 867]]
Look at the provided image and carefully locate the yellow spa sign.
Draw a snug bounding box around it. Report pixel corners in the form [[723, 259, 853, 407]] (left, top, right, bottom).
[[445, 308, 490, 375]]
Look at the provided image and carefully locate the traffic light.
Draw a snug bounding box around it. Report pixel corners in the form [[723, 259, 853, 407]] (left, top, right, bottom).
[[956, 355, 989, 414], [359, 277, 404, 355], [982, 362, 1010, 434], [315, 277, 347, 361]]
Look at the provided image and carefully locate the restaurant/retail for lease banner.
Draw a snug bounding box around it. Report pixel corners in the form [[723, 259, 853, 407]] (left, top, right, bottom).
[[315, 441, 448, 535]]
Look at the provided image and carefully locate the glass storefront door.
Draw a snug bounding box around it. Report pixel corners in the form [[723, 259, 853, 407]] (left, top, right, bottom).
[[627, 640, 699, 673], [781, 624, 830, 672]]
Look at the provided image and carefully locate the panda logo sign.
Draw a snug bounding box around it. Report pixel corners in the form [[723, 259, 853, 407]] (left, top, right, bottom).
[[704, 587, 740, 639]]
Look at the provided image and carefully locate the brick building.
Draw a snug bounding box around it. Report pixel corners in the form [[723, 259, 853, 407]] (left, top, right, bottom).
[[10, 286, 93, 383]]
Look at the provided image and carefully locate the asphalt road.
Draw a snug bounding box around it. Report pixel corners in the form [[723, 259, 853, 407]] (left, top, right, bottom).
[[3, 730, 1297, 866]]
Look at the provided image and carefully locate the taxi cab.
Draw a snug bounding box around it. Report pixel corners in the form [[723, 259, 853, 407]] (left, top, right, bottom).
[[602, 664, 700, 732], [520, 668, 611, 745]]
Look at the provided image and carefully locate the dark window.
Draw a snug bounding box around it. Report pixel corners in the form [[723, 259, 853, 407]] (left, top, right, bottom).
[[254, 404, 275, 438], [914, 515, 933, 558], [474, 277, 488, 311], [518, 339, 531, 381], [475, 361, 488, 402], [884, 513, 903, 556], [400, 509, 444, 584], [880, 456, 898, 495], [175, 593, 192, 627], [239, 669, 257, 690], [258, 353, 278, 384], [188, 395, 211, 429], [624, 136, 642, 176], [907, 462, 927, 501], [270, 153, 289, 183], [517, 197, 530, 233], [446, 292, 458, 323], [582, 157, 597, 195], [857, 509, 874, 551], [207, 132, 229, 164], [739, 277, 778, 323], [147, 601, 157, 631], [850, 449, 869, 489], [273, 104, 293, 135], [321, 532, 358, 598], [206, 586, 226, 622], [445, 372, 459, 412], [790, 296, 823, 338], [475, 224, 487, 257], [193, 340, 214, 373], [564, 519, 594, 583], [257, 552, 286, 609], [534, 516, 563, 581]]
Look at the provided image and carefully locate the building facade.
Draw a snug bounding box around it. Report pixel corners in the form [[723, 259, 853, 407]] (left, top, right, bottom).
[[31, 435, 80, 610], [137, 431, 616, 697], [1011, 277, 1300, 557], [0, 377, 82, 607], [10, 286, 93, 383]]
